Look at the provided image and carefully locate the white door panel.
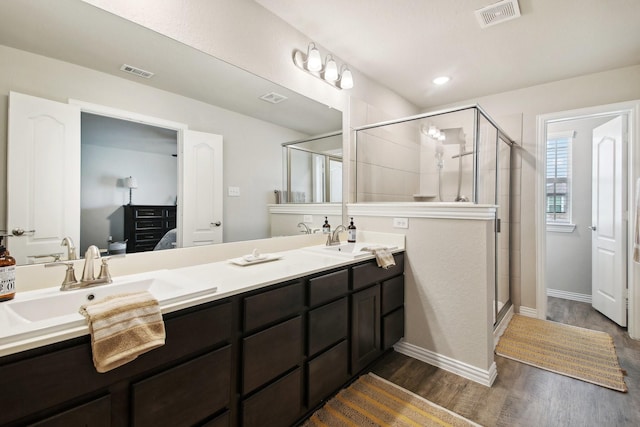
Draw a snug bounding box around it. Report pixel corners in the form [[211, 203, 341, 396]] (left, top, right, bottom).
[[180, 130, 223, 247], [7, 92, 80, 264], [592, 115, 627, 326]]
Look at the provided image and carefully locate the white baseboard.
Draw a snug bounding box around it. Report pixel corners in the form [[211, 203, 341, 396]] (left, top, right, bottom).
[[493, 305, 514, 348], [546, 288, 592, 303], [518, 306, 538, 318], [394, 341, 497, 387]]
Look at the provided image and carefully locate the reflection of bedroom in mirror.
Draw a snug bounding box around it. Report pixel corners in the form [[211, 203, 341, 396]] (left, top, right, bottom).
[[80, 113, 178, 255]]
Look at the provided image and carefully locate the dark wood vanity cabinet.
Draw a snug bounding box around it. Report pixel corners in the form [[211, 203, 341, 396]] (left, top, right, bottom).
[[123, 204, 177, 253], [1, 252, 404, 427]]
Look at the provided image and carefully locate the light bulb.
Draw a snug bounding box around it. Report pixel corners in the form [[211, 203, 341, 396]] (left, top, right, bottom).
[[427, 125, 437, 137], [339, 68, 354, 89], [324, 57, 338, 82], [438, 133, 446, 141], [306, 44, 322, 72]]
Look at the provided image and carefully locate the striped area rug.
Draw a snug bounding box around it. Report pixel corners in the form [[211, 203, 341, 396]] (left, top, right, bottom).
[[496, 314, 627, 392], [303, 373, 481, 427]]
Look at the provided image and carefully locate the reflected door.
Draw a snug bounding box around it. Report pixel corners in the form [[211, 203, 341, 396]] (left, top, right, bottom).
[[7, 92, 81, 264], [591, 115, 627, 326], [180, 130, 223, 247]]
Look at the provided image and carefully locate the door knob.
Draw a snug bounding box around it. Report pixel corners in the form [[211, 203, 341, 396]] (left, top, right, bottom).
[[588, 225, 597, 231], [212, 221, 222, 227], [12, 228, 35, 236]]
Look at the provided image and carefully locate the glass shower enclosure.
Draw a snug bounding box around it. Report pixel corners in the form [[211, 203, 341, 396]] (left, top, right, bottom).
[[354, 105, 516, 327]]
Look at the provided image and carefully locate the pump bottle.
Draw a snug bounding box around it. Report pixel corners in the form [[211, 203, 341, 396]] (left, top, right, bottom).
[[0, 235, 16, 302], [347, 217, 357, 243]]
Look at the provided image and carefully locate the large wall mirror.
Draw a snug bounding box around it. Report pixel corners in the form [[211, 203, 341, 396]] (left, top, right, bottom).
[[0, 0, 342, 265]]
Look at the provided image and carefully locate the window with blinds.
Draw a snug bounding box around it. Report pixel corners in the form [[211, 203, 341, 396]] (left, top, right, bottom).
[[546, 136, 571, 223]]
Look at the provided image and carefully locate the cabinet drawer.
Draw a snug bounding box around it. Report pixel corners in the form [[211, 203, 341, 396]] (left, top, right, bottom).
[[242, 368, 302, 427], [382, 275, 404, 315], [308, 298, 348, 357], [134, 219, 163, 230], [29, 395, 111, 427], [383, 308, 405, 350], [135, 231, 163, 242], [134, 207, 164, 218], [243, 316, 302, 394], [308, 269, 348, 307], [164, 208, 177, 219], [243, 282, 303, 331], [352, 252, 404, 290], [308, 340, 349, 407], [165, 219, 177, 229], [132, 346, 231, 427]]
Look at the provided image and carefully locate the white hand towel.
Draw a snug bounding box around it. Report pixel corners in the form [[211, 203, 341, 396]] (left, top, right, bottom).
[[79, 290, 165, 373]]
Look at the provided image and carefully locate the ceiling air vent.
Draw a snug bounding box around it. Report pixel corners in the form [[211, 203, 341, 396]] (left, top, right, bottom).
[[259, 92, 288, 104], [120, 64, 154, 79], [475, 0, 521, 28]]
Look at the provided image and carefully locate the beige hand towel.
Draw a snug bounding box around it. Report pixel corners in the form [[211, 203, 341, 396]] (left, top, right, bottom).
[[79, 291, 165, 373], [362, 246, 396, 269]]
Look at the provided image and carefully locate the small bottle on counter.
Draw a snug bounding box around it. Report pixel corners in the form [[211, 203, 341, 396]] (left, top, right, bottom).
[[347, 217, 357, 243], [0, 235, 16, 302], [322, 217, 331, 234]]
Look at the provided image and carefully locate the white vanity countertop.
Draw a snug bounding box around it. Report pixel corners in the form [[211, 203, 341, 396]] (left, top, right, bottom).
[[0, 235, 404, 358]]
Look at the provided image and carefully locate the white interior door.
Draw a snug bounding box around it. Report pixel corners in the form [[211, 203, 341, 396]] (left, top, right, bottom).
[[591, 115, 627, 326], [7, 92, 81, 264], [179, 130, 223, 247]]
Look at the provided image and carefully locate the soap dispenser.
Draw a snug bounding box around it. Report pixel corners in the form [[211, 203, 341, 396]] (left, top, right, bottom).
[[0, 235, 16, 302], [347, 217, 357, 243], [322, 217, 331, 234]]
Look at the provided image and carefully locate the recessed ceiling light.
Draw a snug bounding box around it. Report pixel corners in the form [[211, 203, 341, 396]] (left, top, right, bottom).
[[433, 76, 450, 85]]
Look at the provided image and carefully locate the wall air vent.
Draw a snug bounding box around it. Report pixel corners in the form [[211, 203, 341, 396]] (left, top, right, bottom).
[[259, 92, 288, 104], [120, 64, 154, 79], [475, 0, 521, 28]]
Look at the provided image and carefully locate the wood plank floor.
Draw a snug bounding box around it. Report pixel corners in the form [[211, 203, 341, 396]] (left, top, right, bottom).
[[369, 297, 640, 426]]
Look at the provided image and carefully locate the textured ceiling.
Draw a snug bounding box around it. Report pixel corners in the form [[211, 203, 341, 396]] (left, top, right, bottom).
[[256, 0, 640, 108]]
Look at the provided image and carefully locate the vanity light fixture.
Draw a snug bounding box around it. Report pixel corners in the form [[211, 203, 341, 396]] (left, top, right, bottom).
[[293, 43, 354, 90], [125, 176, 138, 205]]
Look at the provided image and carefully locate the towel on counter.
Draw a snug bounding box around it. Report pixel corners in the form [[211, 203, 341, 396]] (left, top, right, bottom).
[[635, 178, 640, 263], [79, 291, 166, 373], [362, 246, 396, 269]]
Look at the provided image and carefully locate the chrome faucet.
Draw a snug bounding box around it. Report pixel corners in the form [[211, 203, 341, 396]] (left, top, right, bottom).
[[45, 245, 123, 291], [61, 236, 77, 260], [326, 225, 347, 246], [297, 222, 311, 234]]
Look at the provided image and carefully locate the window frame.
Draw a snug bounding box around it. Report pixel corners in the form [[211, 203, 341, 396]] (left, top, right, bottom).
[[546, 130, 576, 232]]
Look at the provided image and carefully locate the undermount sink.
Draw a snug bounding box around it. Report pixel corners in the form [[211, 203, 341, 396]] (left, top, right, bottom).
[[5, 270, 215, 324], [304, 242, 396, 259]]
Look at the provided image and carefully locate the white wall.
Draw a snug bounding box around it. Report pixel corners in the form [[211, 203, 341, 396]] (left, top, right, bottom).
[[0, 45, 306, 244]]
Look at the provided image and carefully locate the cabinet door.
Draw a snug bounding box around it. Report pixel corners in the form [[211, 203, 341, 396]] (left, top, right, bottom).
[[29, 395, 111, 427], [351, 285, 381, 374]]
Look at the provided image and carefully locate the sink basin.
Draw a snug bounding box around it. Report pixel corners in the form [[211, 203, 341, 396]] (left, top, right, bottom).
[[304, 243, 396, 259], [5, 271, 214, 323]]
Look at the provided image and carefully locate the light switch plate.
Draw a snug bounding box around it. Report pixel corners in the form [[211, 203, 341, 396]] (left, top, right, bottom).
[[303, 215, 313, 223], [393, 217, 409, 229], [228, 186, 240, 197]]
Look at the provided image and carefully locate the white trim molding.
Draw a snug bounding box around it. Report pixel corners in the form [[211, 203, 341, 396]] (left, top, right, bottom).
[[347, 203, 497, 221], [267, 203, 342, 215], [494, 305, 514, 347], [394, 341, 498, 387], [518, 306, 538, 318], [547, 288, 592, 303], [546, 223, 576, 233]]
